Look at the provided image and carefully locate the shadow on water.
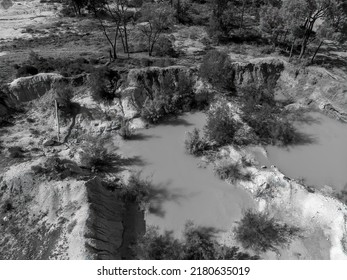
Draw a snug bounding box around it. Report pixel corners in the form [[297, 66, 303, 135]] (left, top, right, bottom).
[[147, 180, 185, 218], [128, 133, 161, 141], [160, 116, 195, 127], [289, 130, 317, 147], [289, 111, 322, 126]]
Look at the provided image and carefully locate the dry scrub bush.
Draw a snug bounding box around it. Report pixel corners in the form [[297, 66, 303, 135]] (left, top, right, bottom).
[[234, 210, 300, 253]]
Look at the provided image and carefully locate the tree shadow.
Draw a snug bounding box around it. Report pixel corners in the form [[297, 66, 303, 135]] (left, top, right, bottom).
[[128, 133, 161, 141], [160, 116, 194, 127], [147, 180, 185, 218], [290, 112, 322, 125]]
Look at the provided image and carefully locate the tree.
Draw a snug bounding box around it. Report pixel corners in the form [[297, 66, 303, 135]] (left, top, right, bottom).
[[138, 2, 175, 56], [90, 0, 133, 59], [65, 0, 88, 16], [259, 4, 285, 47]]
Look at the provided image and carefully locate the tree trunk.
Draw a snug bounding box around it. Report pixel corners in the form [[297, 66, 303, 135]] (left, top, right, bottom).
[[299, 35, 308, 59], [311, 40, 323, 64], [54, 100, 60, 142], [289, 38, 296, 60], [240, 0, 246, 32], [299, 20, 315, 60], [148, 36, 152, 56], [123, 23, 130, 58]]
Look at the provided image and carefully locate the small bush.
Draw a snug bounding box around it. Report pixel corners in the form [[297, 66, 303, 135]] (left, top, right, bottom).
[[153, 36, 178, 57], [118, 119, 133, 140], [53, 83, 77, 120], [88, 146, 121, 174], [141, 94, 182, 124], [214, 160, 252, 182], [234, 210, 301, 253], [199, 50, 234, 91], [31, 156, 84, 180], [184, 128, 209, 156], [16, 65, 38, 78], [1, 200, 14, 213], [204, 103, 240, 146], [8, 146, 25, 158]]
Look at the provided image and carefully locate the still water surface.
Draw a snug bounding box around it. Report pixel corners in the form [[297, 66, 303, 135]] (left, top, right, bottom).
[[119, 112, 255, 236]]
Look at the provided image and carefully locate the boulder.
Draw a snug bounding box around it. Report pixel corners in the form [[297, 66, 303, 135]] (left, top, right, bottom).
[[8, 73, 64, 103]]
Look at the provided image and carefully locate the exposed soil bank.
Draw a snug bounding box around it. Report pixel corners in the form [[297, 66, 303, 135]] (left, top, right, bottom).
[[119, 112, 255, 238]]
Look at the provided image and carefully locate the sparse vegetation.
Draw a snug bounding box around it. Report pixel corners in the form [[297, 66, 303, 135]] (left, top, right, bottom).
[[133, 222, 259, 260], [214, 160, 252, 182], [31, 156, 85, 180], [234, 209, 301, 253], [26, 51, 93, 77]]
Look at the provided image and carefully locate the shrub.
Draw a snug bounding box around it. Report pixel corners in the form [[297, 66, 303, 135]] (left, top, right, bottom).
[[214, 160, 252, 182], [89, 67, 121, 104], [118, 119, 133, 140], [87, 146, 121, 174], [141, 98, 170, 124], [53, 83, 77, 120], [1, 200, 14, 213], [153, 36, 178, 58], [174, 0, 193, 25], [15, 65, 38, 78], [199, 50, 234, 91], [8, 146, 25, 158], [31, 156, 84, 180], [133, 222, 259, 260], [27, 51, 92, 77], [234, 210, 301, 253], [132, 226, 184, 260], [204, 103, 240, 146], [184, 128, 209, 156], [241, 101, 298, 146], [118, 172, 152, 204]]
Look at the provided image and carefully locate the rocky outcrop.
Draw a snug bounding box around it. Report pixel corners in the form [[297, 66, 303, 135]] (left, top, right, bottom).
[[230, 57, 285, 89], [125, 65, 197, 107], [278, 65, 347, 122], [8, 73, 64, 103]]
